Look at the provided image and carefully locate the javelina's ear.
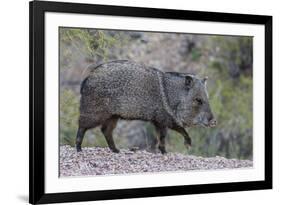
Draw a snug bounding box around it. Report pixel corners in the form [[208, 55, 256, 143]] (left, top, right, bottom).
[[185, 75, 194, 89], [202, 76, 208, 85]]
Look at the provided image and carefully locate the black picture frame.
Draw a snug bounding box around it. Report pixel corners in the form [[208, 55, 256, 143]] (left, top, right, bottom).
[[29, 0, 272, 204]]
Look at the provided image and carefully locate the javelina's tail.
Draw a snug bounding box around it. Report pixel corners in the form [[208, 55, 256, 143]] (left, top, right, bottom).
[[80, 77, 88, 94], [80, 63, 101, 95]]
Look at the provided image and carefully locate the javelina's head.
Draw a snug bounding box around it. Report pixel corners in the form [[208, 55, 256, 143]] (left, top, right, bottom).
[[176, 75, 217, 128]]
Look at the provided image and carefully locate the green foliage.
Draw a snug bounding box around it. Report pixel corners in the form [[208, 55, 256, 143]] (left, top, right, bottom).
[[60, 28, 121, 69], [60, 89, 79, 146], [191, 47, 202, 61], [210, 36, 253, 77]]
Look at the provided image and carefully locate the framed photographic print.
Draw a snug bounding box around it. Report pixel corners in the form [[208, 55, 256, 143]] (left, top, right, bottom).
[[29, 0, 272, 204]]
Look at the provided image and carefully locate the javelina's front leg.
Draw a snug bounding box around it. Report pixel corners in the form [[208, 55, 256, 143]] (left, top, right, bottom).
[[155, 126, 168, 154], [172, 126, 192, 149]]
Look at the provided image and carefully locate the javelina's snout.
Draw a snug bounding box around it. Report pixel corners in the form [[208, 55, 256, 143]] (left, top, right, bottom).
[[208, 118, 217, 127]]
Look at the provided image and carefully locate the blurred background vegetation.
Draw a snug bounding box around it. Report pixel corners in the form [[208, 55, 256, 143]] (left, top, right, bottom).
[[59, 27, 253, 160]]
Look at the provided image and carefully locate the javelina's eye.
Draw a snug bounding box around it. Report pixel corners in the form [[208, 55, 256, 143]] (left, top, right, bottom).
[[195, 98, 203, 105]]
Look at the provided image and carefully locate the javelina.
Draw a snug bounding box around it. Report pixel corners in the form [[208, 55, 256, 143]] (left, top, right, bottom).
[[76, 60, 216, 154]]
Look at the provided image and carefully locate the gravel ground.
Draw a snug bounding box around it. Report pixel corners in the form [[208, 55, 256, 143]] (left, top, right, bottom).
[[59, 145, 253, 177]]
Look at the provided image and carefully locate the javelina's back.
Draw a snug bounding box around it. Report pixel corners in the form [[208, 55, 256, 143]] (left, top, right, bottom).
[[80, 60, 163, 123]]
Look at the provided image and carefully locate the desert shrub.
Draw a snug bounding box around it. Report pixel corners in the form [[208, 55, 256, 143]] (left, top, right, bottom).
[[60, 28, 122, 70]]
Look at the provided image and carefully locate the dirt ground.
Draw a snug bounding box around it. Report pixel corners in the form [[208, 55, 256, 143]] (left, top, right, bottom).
[[59, 145, 253, 177]]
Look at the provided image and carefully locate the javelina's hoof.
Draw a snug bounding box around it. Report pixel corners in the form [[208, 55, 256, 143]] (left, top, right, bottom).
[[159, 146, 167, 154], [160, 150, 167, 154], [111, 148, 120, 153], [129, 147, 140, 152], [76, 145, 82, 152]]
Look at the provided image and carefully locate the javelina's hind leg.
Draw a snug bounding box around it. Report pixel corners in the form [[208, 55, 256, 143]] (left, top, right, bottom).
[[76, 127, 87, 152], [155, 125, 168, 154], [101, 117, 119, 153]]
